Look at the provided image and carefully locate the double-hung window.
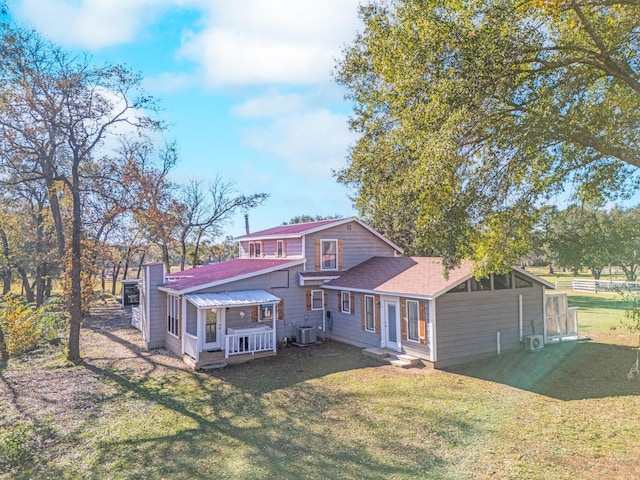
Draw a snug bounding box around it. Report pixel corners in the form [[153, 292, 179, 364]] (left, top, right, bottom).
[[311, 290, 323, 310], [364, 295, 375, 332], [407, 300, 419, 342], [341, 291, 351, 314], [167, 294, 179, 337], [321, 239, 337, 270]]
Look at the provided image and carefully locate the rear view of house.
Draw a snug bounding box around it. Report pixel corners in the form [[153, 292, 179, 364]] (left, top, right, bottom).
[[135, 217, 572, 369]]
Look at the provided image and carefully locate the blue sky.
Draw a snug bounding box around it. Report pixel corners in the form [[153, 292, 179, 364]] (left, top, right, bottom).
[[8, 0, 363, 236]]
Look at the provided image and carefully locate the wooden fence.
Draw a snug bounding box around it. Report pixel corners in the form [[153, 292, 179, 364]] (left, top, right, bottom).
[[572, 279, 640, 293]]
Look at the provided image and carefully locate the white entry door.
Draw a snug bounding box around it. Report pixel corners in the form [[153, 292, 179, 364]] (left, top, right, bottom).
[[201, 308, 225, 351], [381, 297, 401, 352]]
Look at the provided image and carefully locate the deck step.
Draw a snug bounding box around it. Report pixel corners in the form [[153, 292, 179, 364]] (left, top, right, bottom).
[[389, 359, 416, 369], [395, 354, 420, 366], [200, 362, 228, 370], [362, 347, 391, 359]]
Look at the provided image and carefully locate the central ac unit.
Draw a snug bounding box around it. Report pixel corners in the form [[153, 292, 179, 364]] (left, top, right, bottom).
[[525, 335, 544, 352], [296, 326, 317, 345]]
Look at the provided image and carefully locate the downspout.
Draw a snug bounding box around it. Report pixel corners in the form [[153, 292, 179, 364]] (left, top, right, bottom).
[[496, 331, 501, 356], [272, 303, 277, 353], [181, 295, 187, 355], [518, 294, 523, 342], [429, 299, 437, 363]]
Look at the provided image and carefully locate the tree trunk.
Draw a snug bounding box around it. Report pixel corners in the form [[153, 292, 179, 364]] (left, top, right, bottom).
[[122, 251, 131, 280], [46, 178, 66, 258], [136, 253, 146, 279], [0, 324, 8, 363], [67, 169, 83, 363], [16, 266, 34, 303], [45, 277, 52, 298], [162, 243, 171, 273], [179, 240, 187, 272], [0, 227, 10, 295], [35, 263, 47, 306], [192, 229, 204, 268], [111, 262, 121, 296]]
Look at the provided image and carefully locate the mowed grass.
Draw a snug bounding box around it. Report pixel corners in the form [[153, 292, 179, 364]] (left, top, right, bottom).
[[1, 294, 640, 480]]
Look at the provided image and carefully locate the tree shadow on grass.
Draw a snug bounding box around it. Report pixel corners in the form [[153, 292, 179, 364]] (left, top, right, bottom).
[[79, 356, 458, 480], [448, 340, 640, 401], [208, 340, 384, 394]]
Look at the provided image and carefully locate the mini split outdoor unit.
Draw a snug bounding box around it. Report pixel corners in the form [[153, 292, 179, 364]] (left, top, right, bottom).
[[525, 335, 544, 352], [296, 326, 317, 345]]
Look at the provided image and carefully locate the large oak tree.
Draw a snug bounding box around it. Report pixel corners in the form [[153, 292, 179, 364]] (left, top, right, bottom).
[[336, 0, 640, 274], [0, 23, 162, 361]]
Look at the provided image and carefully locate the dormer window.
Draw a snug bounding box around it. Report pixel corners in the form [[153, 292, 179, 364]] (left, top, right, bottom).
[[321, 239, 337, 270], [276, 240, 284, 258], [248, 241, 262, 258]]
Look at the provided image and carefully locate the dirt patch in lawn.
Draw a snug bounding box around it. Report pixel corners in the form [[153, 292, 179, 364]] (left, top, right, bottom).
[[0, 300, 402, 429]]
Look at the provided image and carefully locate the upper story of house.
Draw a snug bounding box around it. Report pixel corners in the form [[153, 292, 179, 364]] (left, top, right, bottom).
[[234, 217, 402, 274]]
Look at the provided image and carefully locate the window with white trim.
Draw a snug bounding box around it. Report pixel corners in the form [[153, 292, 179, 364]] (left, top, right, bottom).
[[407, 300, 419, 342], [259, 303, 278, 321], [341, 291, 351, 314], [167, 294, 179, 336], [364, 295, 375, 332], [321, 239, 337, 270], [277, 240, 284, 258], [248, 241, 262, 258], [311, 290, 323, 310]]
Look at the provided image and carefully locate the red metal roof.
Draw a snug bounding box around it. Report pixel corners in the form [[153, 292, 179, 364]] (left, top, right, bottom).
[[324, 257, 474, 298], [235, 218, 349, 239], [161, 258, 303, 293]]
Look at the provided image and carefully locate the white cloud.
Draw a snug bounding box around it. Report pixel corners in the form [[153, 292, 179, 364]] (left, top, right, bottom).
[[241, 108, 356, 178], [231, 91, 308, 119], [13, 0, 363, 87], [179, 0, 362, 87], [143, 72, 197, 93], [13, 0, 169, 49]]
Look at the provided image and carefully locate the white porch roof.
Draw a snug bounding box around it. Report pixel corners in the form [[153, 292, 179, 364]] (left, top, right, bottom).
[[185, 290, 280, 308]]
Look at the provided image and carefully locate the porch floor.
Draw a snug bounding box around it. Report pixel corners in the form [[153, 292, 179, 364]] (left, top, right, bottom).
[[183, 349, 277, 371]]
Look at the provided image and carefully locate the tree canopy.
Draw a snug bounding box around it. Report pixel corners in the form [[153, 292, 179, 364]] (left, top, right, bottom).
[[336, 0, 640, 274]]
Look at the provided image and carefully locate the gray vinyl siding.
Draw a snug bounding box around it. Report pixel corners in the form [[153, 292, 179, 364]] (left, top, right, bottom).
[[141, 263, 166, 350], [434, 284, 545, 367], [184, 267, 312, 341], [304, 222, 397, 272], [326, 292, 380, 349]]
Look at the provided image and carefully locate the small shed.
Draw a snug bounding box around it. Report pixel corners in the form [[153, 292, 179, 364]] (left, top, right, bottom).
[[121, 279, 140, 306]]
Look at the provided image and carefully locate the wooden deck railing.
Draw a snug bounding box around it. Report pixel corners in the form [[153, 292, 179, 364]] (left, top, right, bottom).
[[225, 331, 275, 358]]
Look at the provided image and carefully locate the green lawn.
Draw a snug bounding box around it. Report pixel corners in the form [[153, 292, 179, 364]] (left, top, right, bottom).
[[1, 295, 639, 479]]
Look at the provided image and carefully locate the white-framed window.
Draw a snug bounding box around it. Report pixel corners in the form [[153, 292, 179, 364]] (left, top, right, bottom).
[[248, 241, 262, 258], [341, 291, 351, 314], [407, 300, 419, 342], [321, 239, 338, 270], [311, 290, 323, 310], [364, 295, 375, 332], [167, 294, 179, 337], [276, 240, 284, 258], [259, 303, 278, 321]]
